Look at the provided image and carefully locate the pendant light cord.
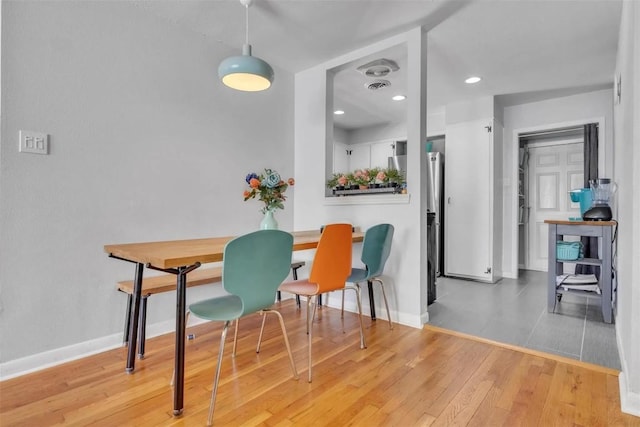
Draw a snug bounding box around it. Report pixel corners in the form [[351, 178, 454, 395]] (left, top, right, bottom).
[[245, 3, 250, 45]]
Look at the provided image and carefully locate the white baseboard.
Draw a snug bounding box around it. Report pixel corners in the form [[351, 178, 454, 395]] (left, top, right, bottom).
[[502, 270, 518, 279], [0, 316, 209, 381], [616, 322, 640, 417], [0, 332, 123, 381], [326, 297, 423, 329], [420, 311, 430, 324], [619, 371, 640, 417]]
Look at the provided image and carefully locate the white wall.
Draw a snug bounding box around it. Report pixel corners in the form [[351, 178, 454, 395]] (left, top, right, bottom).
[[446, 96, 494, 125], [346, 122, 405, 146], [613, 0, 640, 416], [427, 107, 445, 137], [501, 89, 614, 278], [0, 1, 294, 375], [294, 28, 429, 327]]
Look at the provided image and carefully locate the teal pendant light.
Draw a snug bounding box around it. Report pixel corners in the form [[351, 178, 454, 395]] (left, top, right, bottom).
[[218, 0, 274, 92]]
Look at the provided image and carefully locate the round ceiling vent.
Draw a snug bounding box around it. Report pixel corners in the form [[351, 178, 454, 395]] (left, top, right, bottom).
[[356, 59, 400, 77], [365, 66, 392, 77], [365, 79, 391, 90]]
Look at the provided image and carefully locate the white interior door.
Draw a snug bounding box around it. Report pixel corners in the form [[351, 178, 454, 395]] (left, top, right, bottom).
[[445, 118, 493, 280], [370, 141, 394, 169], [333, 142, 349, 173], [526, 142, 583, 271], [349, 144, 371, 171]]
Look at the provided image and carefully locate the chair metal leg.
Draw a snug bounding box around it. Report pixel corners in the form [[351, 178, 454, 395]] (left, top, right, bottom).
[[207, 320, 231, 426], [306, 294, 320, 334], [305, 296, 310, 334], [373, 278, 393, 329], [306, 296, 316, 382], [341, 289, 346, 318], [232, 318, 239, 357], [345, 284, 367, 349], [257, 312, 268, 353], [258, 309, 299, 379]]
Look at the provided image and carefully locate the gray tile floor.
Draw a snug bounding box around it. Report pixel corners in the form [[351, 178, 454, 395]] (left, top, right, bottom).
[[427, 269, 621, 370]]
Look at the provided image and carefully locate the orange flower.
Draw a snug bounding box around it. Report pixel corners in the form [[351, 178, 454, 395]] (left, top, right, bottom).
[[249, 178, 260, 189], [243, 190, 251, 198], [288, 178, 295, 186]]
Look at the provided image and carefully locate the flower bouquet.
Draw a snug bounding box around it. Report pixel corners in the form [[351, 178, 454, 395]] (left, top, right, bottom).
[[243, 168, 295, 213]]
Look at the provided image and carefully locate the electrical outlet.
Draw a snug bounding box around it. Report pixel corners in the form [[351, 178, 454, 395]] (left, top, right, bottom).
[[19, 131, 49, 155]]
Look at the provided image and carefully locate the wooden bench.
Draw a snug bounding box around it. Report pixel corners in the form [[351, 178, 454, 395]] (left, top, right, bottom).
[[118, 266, 223, 358], [119, 261, 306, 358]]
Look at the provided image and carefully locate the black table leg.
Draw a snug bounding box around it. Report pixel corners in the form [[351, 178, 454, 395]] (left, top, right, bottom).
[[174, 267, 188, 415], [368, 280, 376, 320], [123, 294, 132, 345], [137, 296, 148, 359], [126, 263, 144, 373], [161, 262, 200, 416]]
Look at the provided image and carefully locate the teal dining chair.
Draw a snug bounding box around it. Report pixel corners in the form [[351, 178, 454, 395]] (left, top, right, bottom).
[[342, 223, 395, 329], [188, 230, 298, 426]]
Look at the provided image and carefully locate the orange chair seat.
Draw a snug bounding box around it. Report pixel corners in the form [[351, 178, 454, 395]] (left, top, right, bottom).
[[279, 280, 319, 297]]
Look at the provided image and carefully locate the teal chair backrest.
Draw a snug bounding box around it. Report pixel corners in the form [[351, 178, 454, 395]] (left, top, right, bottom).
[[222, 230, 293, 316], [361, 224, 394, 278]]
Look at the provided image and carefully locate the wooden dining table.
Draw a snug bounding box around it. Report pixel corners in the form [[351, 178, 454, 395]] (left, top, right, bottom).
[[104, 229, 364, 415]]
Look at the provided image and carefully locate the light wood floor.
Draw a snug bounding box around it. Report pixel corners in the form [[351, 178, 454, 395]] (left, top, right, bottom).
[[1, 300, 639, 426]]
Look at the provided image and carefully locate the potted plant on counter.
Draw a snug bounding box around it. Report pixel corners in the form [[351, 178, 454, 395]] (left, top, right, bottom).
[[344, 172, 357, 189], [368, 167, 384, 188], [384, 168, 404, 187], [326, 173, 350, 193], [352, 169, 372, 190], [326, 173, 341, 190]]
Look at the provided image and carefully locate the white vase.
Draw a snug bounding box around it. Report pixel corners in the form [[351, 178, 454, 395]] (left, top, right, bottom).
[[260, 209, 279, 230]]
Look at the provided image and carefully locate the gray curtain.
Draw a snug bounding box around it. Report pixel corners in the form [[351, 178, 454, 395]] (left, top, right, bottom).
[[576, 123, 598, 275], [584, 124, 598, 185]]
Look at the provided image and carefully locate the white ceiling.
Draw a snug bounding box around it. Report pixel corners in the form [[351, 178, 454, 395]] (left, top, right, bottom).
[[136, 0, 622, 130]]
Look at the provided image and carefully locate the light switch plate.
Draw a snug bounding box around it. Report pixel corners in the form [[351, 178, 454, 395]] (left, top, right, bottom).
[[19, 131, 49, 155]]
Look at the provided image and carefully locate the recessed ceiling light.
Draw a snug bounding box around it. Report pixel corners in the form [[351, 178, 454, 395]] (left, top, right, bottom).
[[392, 95, 406, 101], [334, 110, 345, 115], [465, 76, 482, 84]]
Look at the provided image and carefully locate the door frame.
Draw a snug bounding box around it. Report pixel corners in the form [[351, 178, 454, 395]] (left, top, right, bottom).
[[509, 117, 605, 279]]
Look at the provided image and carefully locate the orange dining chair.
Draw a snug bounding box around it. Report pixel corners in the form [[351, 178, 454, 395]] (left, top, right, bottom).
[[276, 223, 366, 382]]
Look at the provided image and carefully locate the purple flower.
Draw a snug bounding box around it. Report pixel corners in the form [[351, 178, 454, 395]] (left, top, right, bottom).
[[245, 172, 259, 184]]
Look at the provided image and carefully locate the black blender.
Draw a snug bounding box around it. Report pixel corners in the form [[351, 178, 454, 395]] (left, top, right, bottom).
[[583, 178, 616, 221]]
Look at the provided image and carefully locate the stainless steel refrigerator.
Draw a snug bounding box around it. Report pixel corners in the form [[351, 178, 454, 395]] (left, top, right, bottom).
[[426, 152, 444, 276]]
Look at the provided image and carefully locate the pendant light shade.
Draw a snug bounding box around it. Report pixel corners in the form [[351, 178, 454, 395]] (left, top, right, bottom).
[[219, 0, 274, 92], [218, 44, 274, 91]]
